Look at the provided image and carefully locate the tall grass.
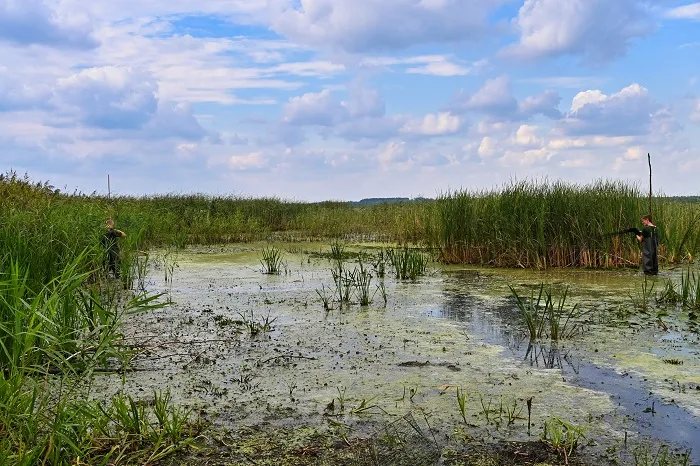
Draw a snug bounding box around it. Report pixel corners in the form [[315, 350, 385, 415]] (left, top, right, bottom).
[[0, 172, 203, 464], [436, 178, 700, 269]]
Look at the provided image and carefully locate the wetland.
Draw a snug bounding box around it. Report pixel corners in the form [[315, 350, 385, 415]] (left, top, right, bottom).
[[93, 243, 699, 465]]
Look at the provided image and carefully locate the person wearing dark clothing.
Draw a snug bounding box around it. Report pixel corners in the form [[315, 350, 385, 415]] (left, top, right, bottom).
[[636, 215, 658, 275], [102, 219, 126, 278]]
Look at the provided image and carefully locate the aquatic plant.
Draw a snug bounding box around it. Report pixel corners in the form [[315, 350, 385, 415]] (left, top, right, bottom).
[[315, 284, 334, 311], [456, 387, 469, 426], [679, 268, 700, 312], [509, 283, 585, 342], [541, 416, 586, 465], [237, 310, 276, 337], [376, 280, 388, 306], [633, 444, 691, 466], [351, 259, 374, 306], [260, 245, 285, 274], [656, 278, 682, 305], [631, 275, 656, 312], [436, 178, 700, 269], [386, 245, 429, 280]]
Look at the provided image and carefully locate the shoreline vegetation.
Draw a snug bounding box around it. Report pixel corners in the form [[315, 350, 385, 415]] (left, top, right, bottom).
[[1, 170, 698, 465]]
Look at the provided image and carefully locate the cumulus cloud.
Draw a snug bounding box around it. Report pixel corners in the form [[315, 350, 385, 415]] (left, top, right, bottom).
[[0, 0, 98, 49], [503, 0, 656, 64], [282, 89, 347, 126], [50, 66, 208, 140], [400, 112, 464, 136], [267, 0, 505, 52], [278, 88, 406, 142], [559, 83, 678, 137], [449, 75, 562, 121], [52, 66, 158, 130]]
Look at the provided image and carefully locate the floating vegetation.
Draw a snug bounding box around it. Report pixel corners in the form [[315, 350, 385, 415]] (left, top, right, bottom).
[[662, 358, 684, 366]]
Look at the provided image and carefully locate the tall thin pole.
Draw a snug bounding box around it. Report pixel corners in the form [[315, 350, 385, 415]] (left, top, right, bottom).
[[647, 153, 652, 220], [108, 174, 111, 200]]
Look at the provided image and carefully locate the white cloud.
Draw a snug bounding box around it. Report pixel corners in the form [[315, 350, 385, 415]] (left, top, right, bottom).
[[282, 89, 347, 126], [406, 61, 470, 76], [267, 0, 505, 52], [52, 66, 158, 130], [559, 83, 677, 137], [503, 0, 655, 64], [0, 69, 50, 111], [691, 99, 700, 122], [359, 54, 474, 76], [449, 75, 562, 120], [49, 66, 208, 141], [665, 3, 700, 20], [0, 0, 98, 49], [401, 112, 463, 136], [514, 124, 542, 148], [452, 76, 518, 114], [478, 136, 498, 158]]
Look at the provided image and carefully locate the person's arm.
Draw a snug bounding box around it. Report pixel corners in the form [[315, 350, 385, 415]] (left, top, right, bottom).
[[116, 229, 126, 238]]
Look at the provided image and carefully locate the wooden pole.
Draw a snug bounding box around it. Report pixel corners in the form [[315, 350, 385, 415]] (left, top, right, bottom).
[[647, 154, 652, 221]]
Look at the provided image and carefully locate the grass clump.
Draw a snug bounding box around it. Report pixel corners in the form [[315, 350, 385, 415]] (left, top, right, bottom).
[[509, 283, 586, 342], [260, 245, 286, 274], [387, 246, 429, 280]]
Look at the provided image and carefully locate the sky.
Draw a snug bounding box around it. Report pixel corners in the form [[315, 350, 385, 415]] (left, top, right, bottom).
[[1, 0, 699, 201]]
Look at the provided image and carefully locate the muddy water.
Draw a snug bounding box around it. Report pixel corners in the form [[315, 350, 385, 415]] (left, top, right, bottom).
[[93, 244, 700, 464]]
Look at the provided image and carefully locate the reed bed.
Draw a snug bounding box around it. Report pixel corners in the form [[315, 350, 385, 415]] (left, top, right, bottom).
[[436, 179, 700, 268]]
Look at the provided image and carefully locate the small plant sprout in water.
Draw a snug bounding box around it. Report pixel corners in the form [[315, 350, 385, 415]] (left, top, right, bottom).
[[456, 387, 469, 426], [237, 309, 277, 337], [315, 284, 334, 311], [630, 275, 656, 313], [633, 444, 691, 466], [260, 245, 285, 274], [541, 416, 586, 465]]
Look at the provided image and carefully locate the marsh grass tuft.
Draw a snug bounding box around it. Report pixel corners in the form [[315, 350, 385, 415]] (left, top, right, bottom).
[[351, 258, 374, 306], [387, 246, 429, 280], [541, 417, 586, 464], [237, 310, 277, 337], [260, 245, 285, 274], [633, 444, 691, 466], [509, 283, 586, 343], [631, 276, 656, 313]]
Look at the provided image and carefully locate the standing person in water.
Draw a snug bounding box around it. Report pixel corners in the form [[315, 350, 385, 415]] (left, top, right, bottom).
[[102, 218, 127, 278], [636, 215, 658, 275]]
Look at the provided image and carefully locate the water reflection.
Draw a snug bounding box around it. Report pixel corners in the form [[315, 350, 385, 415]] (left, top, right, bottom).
[[432, 268, 700, 463]]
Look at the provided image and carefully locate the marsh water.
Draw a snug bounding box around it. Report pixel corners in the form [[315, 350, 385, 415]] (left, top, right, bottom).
[[93, 243, 699, 464]]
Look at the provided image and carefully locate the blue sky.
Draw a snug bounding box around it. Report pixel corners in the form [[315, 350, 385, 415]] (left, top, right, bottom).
[[1, 0, 699, 201]]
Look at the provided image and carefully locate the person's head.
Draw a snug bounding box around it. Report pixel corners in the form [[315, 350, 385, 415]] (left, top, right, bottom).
[[641, 215, 653, 226], [105, 218, 115, 229]]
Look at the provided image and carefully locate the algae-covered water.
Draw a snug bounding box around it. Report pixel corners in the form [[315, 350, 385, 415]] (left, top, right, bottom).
[[92, 243, 700, 464]]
